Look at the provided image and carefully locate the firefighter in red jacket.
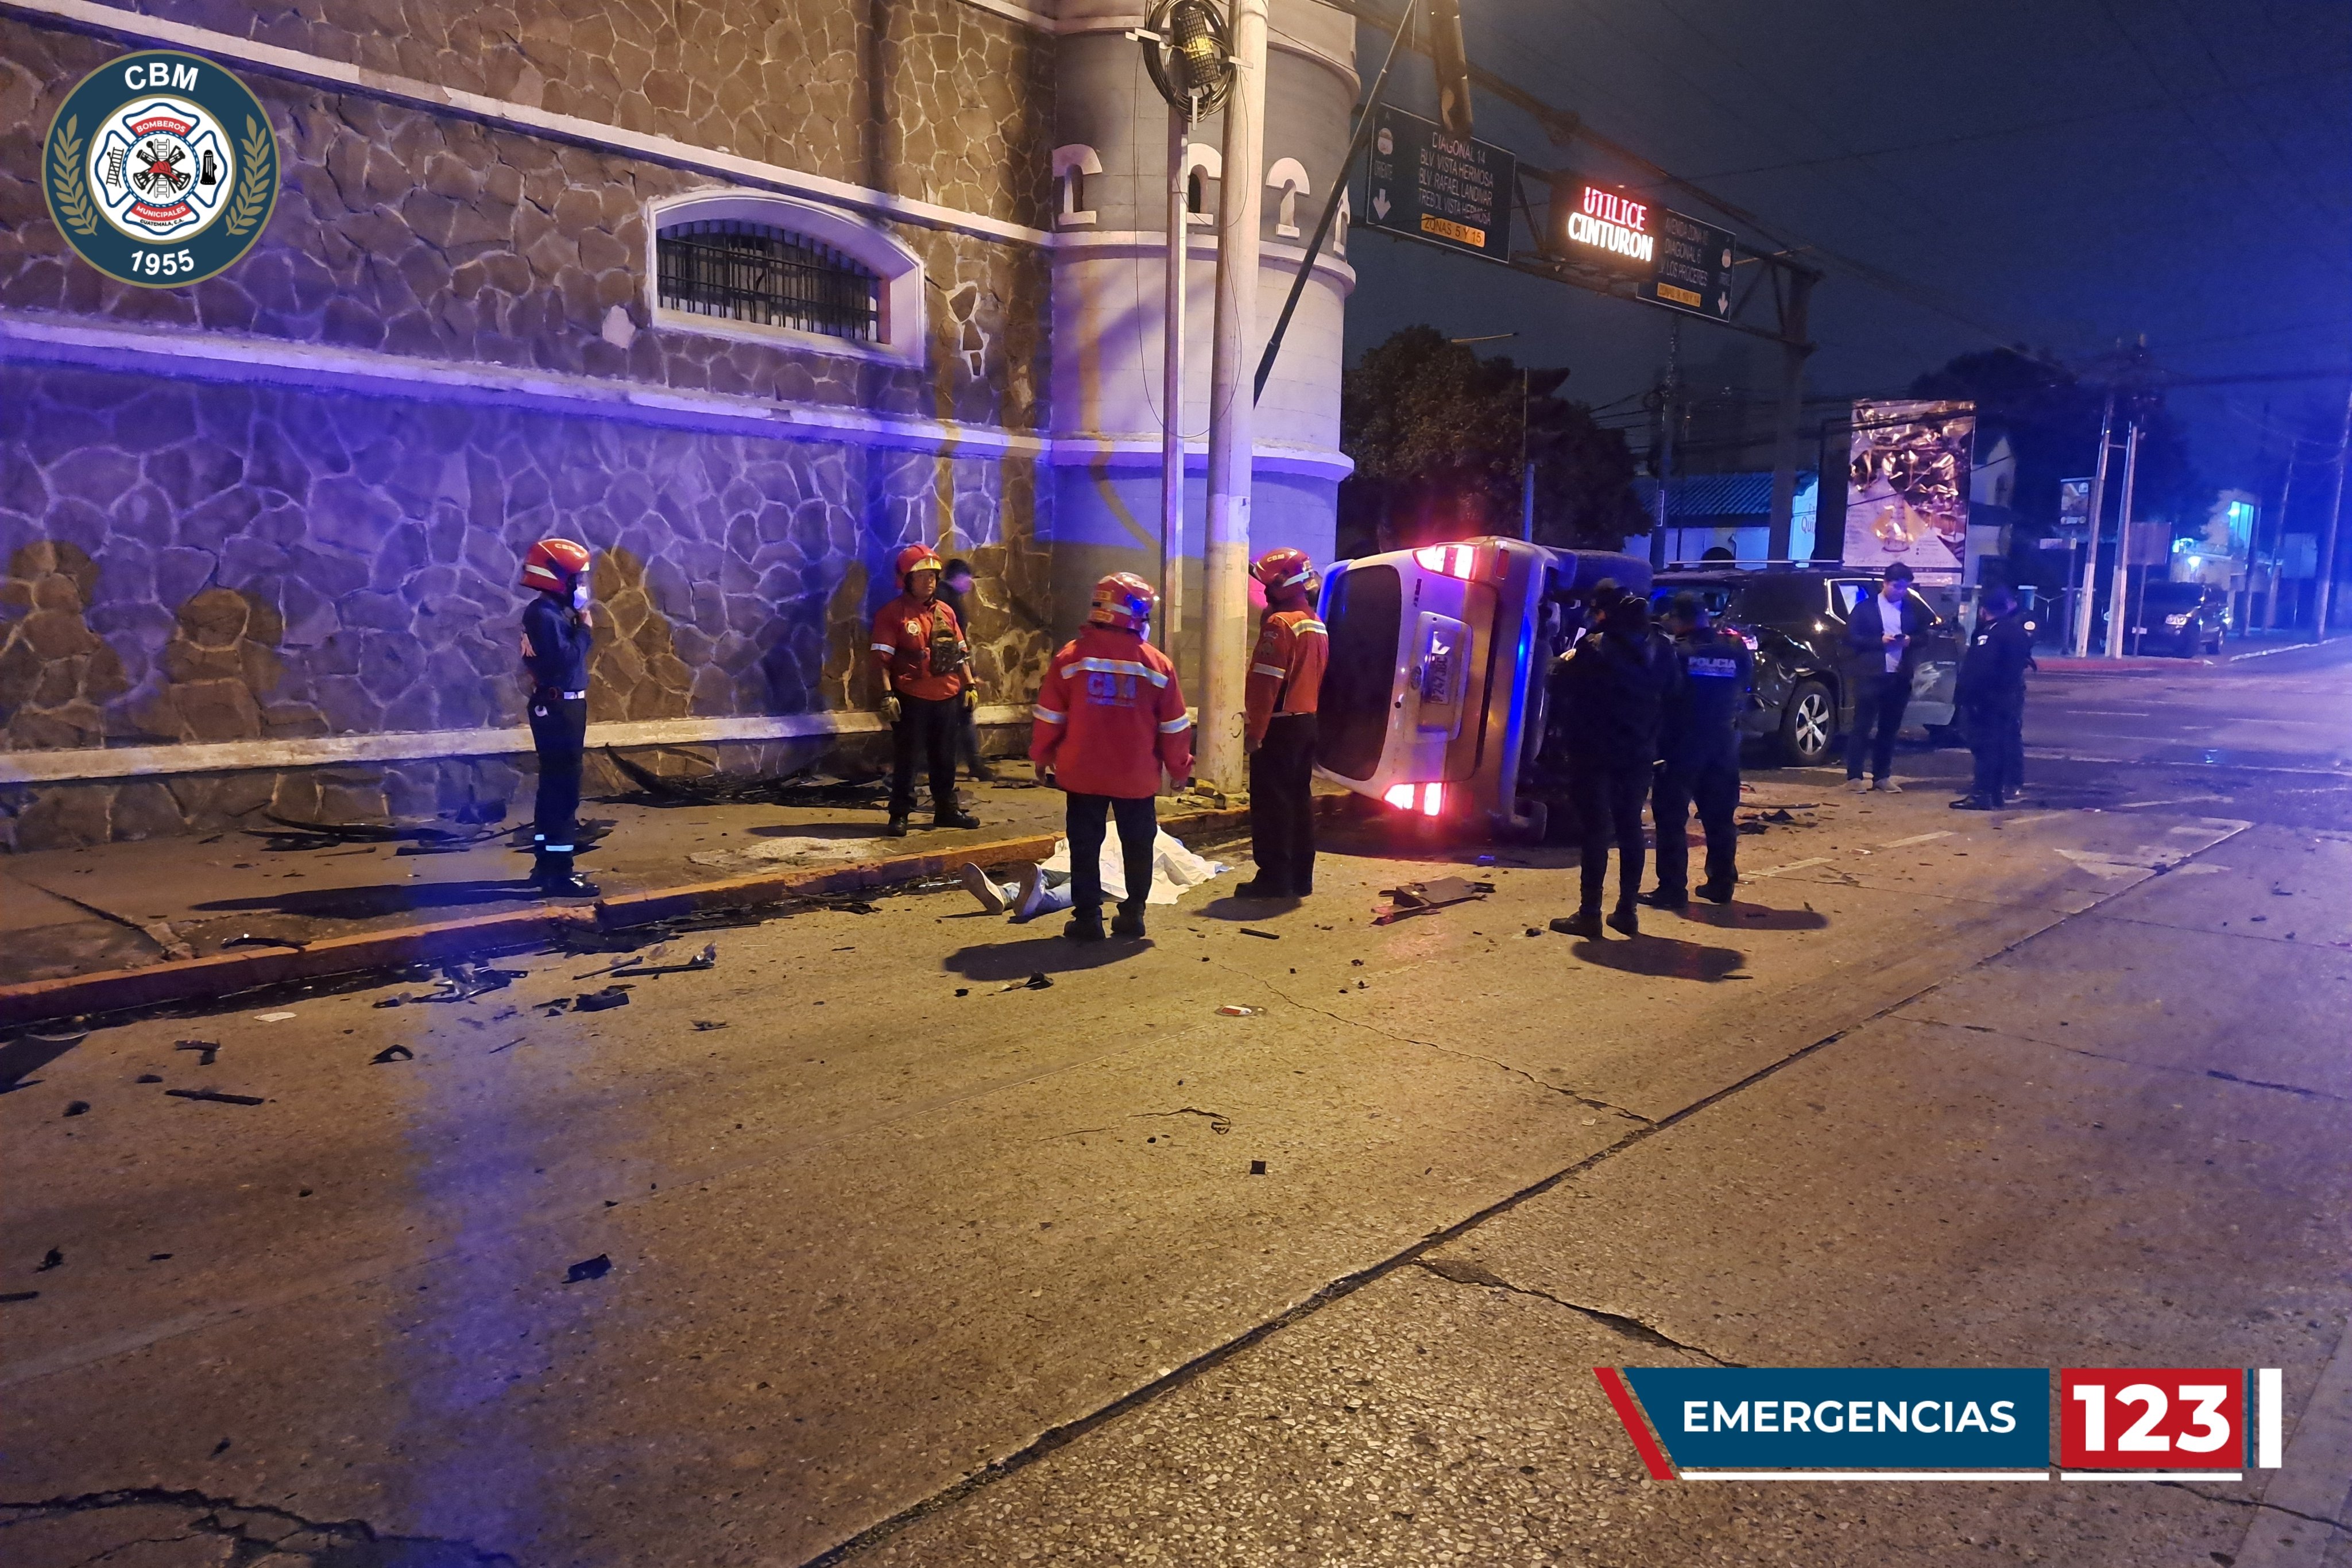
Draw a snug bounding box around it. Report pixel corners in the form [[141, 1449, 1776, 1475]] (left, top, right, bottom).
[[1237, 547, 1328, 899], [1030, 572, 1193, 942], [872, 544, 981, 836]]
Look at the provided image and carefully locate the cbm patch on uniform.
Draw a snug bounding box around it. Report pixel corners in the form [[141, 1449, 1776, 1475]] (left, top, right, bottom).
[[44, 50, 278, 288]]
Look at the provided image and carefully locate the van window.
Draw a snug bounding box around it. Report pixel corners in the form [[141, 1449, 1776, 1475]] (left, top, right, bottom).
[[1319, 565, 1403, 781]]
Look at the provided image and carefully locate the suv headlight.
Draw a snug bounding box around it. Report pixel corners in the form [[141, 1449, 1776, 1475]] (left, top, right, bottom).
[[2164, 613, 2191, 628]]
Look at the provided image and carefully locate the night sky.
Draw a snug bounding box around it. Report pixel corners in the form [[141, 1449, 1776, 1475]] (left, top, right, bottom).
[[1341, 0, 2352, 495]]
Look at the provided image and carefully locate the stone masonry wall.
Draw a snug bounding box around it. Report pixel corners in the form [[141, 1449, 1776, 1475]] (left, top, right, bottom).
[[0, 362, 1053, 848], [0, 21, 1054, 433]]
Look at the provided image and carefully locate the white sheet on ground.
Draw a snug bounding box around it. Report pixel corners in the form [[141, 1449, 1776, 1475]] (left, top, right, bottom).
[[1040, 826, 1228, 904]]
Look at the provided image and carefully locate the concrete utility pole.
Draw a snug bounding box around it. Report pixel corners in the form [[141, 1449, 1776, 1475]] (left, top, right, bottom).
[[2103, 419, 2141, 659], [1160, 108, 1190, 651], [2071, 393, 2115, 659], [2267, 450, 2292, 630], [1196, 0, 1267, 795], [2316, 378, 2352, 636], [1765, 270, 1816, 563], [1650, 320, 1680, 570]]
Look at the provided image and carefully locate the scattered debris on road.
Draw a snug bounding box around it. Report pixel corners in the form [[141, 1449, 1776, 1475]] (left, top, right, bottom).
[[135, 1073, 161, 1083], [63, 1101, 88, 1117], [1374, 877, 1495, 925], [1248, 1160, 1267, 1175], [1000, 973, 1054, 993], [375, 961, 526, 1007], [691, 1020, 729, 1031], [566, 1254, 613, 1283], [1240, 928, 1280, 940], [609, 942, 719, 978], [371, 1045, 414, 1063], [604, 748, 889, 808], [253, 1012, 298, 1023], [574, 986, 633, 1013], [165, 1088, 266, 1106], [1, 1292, 37, 1303], [220, 933, 308, 951], [1216, 1005, 1257, 1017], [260, 812, 502, 849], [175, 1039, 220, 1066], [37, 1248, 63, 1271]]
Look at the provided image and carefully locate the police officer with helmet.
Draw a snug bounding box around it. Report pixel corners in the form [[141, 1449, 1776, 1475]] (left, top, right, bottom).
[[518, 537, 599, 897], [1645, 590, 1754, 909], [872, 544, 982, 836]]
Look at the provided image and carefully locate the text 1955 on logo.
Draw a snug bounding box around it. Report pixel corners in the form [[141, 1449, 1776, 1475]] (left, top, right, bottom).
[[45, 51, 279, 288]]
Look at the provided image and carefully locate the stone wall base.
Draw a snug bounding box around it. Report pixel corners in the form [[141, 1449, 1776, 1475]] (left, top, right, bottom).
[[0, 723, 1032, 851]]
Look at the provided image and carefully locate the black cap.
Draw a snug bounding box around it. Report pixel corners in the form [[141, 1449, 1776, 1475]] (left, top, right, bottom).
[[1667, 590, 1704, 624]]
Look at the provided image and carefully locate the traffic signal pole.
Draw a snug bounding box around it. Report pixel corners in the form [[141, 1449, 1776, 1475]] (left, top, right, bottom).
[[2315, 378, 2352, 634], [2103, 419, 2141, 660], [1160, 105, 1190, 651]]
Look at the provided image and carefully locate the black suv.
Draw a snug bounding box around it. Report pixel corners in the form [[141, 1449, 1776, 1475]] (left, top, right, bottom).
[[1651, 568, 1965, 766], [2118, 579, 2229, 657]]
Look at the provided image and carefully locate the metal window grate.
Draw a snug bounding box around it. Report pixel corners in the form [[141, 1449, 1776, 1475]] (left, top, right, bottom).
[[655, 219, 881, 342]]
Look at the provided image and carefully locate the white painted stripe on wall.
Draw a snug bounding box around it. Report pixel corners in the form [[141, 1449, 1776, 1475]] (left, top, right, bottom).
[[0, 706, 1038, 786], [0, 0, 1054, 246]]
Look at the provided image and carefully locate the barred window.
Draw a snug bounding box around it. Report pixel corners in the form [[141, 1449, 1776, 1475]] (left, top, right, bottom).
[[656, 220, 881, 344]]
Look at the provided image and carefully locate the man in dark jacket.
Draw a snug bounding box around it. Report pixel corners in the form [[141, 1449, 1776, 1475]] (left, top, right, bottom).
[[938, 558, 995, 783], [1552, 591, 1680, 939], [1951, 586, 2034, 810], [1646, 591, 1755, 908], [1843, 562, 1936, 792]]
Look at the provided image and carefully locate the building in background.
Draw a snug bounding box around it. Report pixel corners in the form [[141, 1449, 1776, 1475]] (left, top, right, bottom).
[[0, 0, 1353, 847], [1634, 471, 1817, 567]]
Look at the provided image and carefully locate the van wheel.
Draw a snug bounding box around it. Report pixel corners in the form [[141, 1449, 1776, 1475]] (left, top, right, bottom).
[[1779, 680, 1835, 768]]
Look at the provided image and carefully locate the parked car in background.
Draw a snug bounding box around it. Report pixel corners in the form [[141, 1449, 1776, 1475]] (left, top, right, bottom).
[[2123, 579, 2230, 657], [1651, 568, 1965, 766]]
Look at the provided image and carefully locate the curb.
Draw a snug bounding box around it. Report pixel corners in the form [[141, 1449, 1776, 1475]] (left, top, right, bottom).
[[0, 796, 1348, 1031]]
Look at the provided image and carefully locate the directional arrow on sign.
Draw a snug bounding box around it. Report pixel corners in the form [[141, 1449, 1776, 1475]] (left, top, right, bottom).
[[1372, 188, 1391, 222]]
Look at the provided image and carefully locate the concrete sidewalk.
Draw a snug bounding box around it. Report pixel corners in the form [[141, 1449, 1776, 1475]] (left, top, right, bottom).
[[0, 775, 1333, 1028]]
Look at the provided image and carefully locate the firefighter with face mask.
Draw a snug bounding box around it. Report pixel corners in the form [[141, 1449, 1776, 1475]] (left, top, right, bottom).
[[1030, 572, 1192, 942], [872, 544, 981, 835], [518, 538, 598, 896], [1236, 547, 1328, 899]]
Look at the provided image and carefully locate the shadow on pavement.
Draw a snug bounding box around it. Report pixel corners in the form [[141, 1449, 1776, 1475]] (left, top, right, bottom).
[[1191, 895, 1302, 920], [745, 822, 889, 841], [1678, 901, 1829, 933], [192, 880, 547, 921], [1566, 934, 1748, 982], [942, 934, 1154, 982], [0, 1031, 85, 1092]]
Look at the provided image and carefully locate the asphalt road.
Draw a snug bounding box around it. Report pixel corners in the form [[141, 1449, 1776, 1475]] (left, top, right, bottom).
[[3, 642, 2348, 1567]]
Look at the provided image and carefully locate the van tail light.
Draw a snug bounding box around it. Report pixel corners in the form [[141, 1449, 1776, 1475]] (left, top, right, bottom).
[[1380, 782, 1447, 816], [1413, 544, 1478, 579]]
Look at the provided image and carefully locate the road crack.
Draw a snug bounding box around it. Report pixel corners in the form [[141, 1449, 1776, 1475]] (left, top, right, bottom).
[[1414, 1257, 1743, 1366], [2154, 1480, 2349, 1530], [1213, 960, 1653, 1124], [0, 1488, 516, 1565]]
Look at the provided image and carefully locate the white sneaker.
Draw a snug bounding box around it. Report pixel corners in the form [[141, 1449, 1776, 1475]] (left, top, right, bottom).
[[1872, 777, 1903, 793], [1014, 862, 1051, 917], [1845, 778, 1872, 795]]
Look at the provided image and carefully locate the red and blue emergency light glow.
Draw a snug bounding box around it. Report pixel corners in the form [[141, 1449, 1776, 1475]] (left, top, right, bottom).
[[1413, 544, 1479, 579], [1381, 781, 1446, 816]]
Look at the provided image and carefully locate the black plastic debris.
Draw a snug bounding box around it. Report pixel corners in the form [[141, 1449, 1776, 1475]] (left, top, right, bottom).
[[209, 1437, 232, 1457], [574, 987, 632, 1013], [1026, 973, 1054, 990], [1351, 958, 1364, 966], [1374, 878, 1495, 926], [1240, 928, 1281, 940], [63, 1101, 88, 1117], [1247, 1160, 1267, 1176], [149, 1252, 172, 1261], [165, 1087, 265, 1106], [37, 1248, 63, 1271], [691, 1020, 729, 1032], [136, 1073, 161, 1083], [380, 961, 528, 1007], [566, 1253, 613, 1283], [257, 812, 502, 849], [954, 988, 970, 997], [371, 1045, 415, 1064], [609, 942, 718, 978], [605, 747, 889, 808], [0, 1291, 37, 1303], [175, 1039, 221, 1067]]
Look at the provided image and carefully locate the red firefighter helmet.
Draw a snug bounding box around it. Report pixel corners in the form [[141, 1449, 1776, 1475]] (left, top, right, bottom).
[[895, 544, 945, 587], [519, 538, 591, 594], [1087, 571, 1158, 632], [1251, 546, 1317, 598]]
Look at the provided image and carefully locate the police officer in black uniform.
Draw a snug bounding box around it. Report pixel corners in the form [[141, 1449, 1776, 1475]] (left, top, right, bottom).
[[1645, 590, 1755, 908], [1951, 584, 2034, 811], [519, 537, 598, 896]]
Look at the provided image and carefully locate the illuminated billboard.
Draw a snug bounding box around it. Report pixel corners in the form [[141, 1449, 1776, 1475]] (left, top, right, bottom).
[[1843, 399, 1975, 581], [1554, 179, 1654, 272]]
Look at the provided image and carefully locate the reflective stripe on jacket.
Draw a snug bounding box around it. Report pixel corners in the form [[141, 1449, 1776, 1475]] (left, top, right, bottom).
[[1030, 626, 1192, 799], [869, 593, 969, 702], [1244, 606, 1328, 748]]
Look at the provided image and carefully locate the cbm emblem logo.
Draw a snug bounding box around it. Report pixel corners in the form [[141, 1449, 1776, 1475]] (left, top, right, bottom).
[[45, 51, 278, 288]]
